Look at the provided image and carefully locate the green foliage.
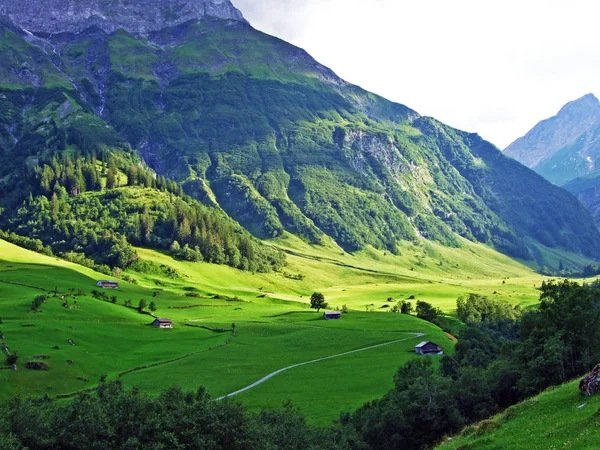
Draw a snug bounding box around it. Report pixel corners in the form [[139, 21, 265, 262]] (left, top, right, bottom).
[[0, 382, 349, 449], [401, 301, 413, 314], [138, 298, 147, 312], [0, 147, 285, 273], [30, 295, 47, 312], [310, 292, 328, 312], [514, 279, 600, 395], [415, 300, 442, 322], [352, 358, 465, 450], [6, 353, 18, 366], [456, 294, 521, 335]]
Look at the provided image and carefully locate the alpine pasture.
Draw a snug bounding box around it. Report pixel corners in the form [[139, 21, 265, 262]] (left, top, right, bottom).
[[0, 237, 547, 422]]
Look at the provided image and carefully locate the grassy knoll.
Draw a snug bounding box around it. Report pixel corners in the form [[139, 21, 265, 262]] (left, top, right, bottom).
[[0, 236, 550, 422], [437, 379, 600, 449]]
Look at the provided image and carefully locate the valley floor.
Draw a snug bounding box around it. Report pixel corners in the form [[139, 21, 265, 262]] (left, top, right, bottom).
[[0, 236, 551, 422]]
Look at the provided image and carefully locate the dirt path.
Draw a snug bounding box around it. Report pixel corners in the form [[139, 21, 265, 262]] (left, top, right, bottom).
[[216, 332, 425, 401]]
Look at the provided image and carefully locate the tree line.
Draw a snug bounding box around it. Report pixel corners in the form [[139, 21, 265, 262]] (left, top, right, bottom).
[[0, 381, 356, 450], [0, 152, 285, 273]]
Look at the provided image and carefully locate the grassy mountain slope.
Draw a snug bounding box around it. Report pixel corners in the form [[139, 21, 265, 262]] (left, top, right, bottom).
[[0, 18, 598, 269], [437, 379, 600, 449]]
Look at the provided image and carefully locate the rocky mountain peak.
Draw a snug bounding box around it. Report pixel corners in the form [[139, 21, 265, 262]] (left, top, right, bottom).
[[557, 93, 600, 119], [504, 93, 600, 185], [0, 0, 247, 35]]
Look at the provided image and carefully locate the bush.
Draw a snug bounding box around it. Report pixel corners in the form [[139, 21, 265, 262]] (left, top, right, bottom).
[[6, 354, 18, 366], [474, 420, 499, 437]]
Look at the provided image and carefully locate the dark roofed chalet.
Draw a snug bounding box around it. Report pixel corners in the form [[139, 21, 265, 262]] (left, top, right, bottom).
[[152, 318, 173, 329], [415, 341, 444, 355], [96, 280, 119, 289], [323, 311, 342, 320]]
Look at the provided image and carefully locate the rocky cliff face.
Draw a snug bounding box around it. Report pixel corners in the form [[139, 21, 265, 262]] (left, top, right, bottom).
[[504, 94, 600, 185], [0, 0, 246, 35]]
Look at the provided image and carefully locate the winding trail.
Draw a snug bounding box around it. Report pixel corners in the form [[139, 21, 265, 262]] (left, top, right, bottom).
[[216, 332, 425, 401]]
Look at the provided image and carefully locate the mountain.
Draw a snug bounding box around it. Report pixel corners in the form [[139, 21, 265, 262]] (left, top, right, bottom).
[[563, 171, 600, 224], [0, 1, 599, 268], [504, 94, 600, 186], [0, 0, 247, 34]]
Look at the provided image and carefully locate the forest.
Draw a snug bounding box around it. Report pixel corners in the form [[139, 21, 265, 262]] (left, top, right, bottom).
[[0, 150, 285, 274]]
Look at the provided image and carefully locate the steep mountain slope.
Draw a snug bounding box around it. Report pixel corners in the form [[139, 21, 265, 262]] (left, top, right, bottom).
[[0, 4, 599, 266], [504, 94, 600, 186], [564, 171, 600, 224]]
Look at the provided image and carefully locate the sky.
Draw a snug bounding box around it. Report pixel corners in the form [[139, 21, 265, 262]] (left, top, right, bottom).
[[233, 0, 600, 149]]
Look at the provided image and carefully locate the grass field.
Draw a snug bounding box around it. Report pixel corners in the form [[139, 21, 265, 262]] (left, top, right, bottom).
[[0, 236, 552, 422], [437, 379, 600, 449]]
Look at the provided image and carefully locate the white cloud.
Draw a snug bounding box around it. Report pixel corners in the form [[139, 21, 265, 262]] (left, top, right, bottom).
[[233, 0, 600, 148]]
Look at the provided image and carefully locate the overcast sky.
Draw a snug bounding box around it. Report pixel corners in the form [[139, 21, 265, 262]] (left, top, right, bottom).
[[233, 0, 600, 149]]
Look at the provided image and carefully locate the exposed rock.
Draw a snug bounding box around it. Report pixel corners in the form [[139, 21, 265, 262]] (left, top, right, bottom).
[[504, 94, 600, 185], [579, 364, 600, 396], [0, 0, 247, 36]]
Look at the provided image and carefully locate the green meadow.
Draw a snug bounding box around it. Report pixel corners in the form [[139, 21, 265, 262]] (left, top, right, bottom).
[[0, 236, 551, 422], [437, 379, 600, 449]]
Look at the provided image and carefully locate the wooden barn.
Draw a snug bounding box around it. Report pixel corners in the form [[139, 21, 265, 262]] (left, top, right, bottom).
[[415, 341, 444, 355], [152, 318, 173, 329], [323, 311, 342, 320], [96, 280, 119, 289]]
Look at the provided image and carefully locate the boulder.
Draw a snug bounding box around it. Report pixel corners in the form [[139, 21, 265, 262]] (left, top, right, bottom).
[[579, 364, 600, 396]]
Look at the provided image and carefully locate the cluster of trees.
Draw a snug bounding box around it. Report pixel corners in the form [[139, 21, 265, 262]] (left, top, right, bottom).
[[30, 295, 48, 313], [0, 153, 285, 273], [137, 299, 157, 313], [348, 282, 600, 449], [34, 153, 177, 199], [538, 261, 600, 279], [457, 293, 522, 336], [91, 290, 157, 313], [390, 299, 413, 314], [0, 381, 357, 450]]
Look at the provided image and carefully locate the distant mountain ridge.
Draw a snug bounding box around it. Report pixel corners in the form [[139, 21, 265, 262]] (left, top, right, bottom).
[[504, 94, 600, 186], [0, 3, 598, 269], [0, 0, 246, 35]]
